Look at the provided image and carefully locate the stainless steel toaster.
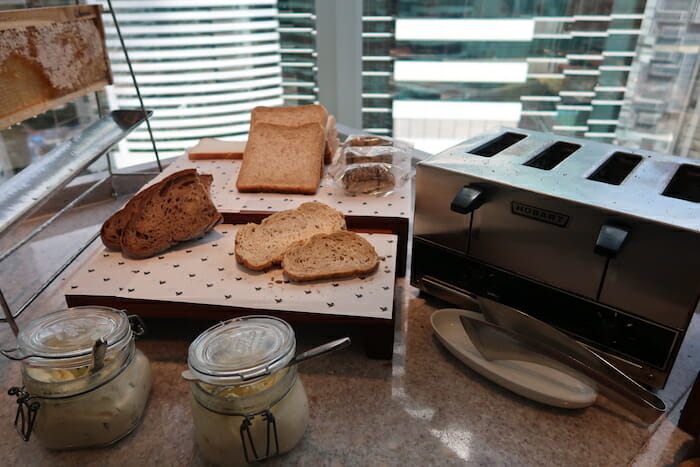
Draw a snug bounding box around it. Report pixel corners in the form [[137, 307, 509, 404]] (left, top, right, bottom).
[[411, 128, 700, 389]]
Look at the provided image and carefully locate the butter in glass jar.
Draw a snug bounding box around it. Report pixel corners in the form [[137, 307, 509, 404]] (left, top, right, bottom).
[[5, 306, 151, 449], [186, 315, 309, 466]]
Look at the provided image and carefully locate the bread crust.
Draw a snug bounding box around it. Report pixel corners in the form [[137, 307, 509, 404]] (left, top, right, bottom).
[[324, 115, 338, 164], [100, 181, 163, 251], [188, 153, 242, 160], [100, 210, 128, 250], [100, 169, 222, 258]]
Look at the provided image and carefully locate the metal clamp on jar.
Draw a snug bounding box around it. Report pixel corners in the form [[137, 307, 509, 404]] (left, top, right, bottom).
[[184, 315, 349, 466], [1, 306, 151, 449]]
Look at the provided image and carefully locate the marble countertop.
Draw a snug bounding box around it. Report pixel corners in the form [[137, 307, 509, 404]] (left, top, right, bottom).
[[0, 230, 698, 466]]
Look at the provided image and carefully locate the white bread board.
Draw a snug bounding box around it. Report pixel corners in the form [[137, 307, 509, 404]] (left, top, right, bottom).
[[156, 154, 412, 219], [65, 226, 397, 320]]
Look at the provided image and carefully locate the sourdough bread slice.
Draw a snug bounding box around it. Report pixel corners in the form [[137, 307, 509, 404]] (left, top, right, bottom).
[[110, 169, 222, 259], [101, 205, 134, 251], [235, 202, 346, 271], [282, 231, 380, 282], [101, 171, 216, 252], [236, 122, 325, 194], [100, 182, 162, 251]]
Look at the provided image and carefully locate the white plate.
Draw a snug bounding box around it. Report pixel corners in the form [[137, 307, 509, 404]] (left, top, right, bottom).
[[431, 308, 597, 409]]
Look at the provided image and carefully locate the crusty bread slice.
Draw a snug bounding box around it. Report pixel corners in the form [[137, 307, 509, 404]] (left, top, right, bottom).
[[282, 231, 380, 282], [235, 202, 346, 271], [101, 171, 216, 252], [188, 138, 246, 160], [102, 169, 222, 259], [100, 181, 163, 251], [236, 122, 325, 194], [101, 205, 134, 251]]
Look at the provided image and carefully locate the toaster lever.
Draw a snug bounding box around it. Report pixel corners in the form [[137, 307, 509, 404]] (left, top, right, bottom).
[[595, 224, 630, 258], [451, 185, 486, 214]]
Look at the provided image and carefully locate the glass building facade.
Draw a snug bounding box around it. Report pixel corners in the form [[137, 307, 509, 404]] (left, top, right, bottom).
[[277, 0, 397, 135], [361, 0, 397, 135], [616, 0, 700, 157], [277, 0, 700, 158], [278, 0, 318, 107], [391, 0, 651, 152]]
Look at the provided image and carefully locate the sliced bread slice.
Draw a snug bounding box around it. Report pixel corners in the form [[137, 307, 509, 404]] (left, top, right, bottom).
[[235, 202, 346, 271], [282, 231, 380, 282], [114, 169, 222, 258], [188, 138, 246, 160], [236, 122, 325, 194], [251, 104, 335, 165]]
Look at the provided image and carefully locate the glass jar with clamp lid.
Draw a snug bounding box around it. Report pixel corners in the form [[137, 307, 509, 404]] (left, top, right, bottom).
[[2, 306, 151, 449], [185, 315, 311, 465]]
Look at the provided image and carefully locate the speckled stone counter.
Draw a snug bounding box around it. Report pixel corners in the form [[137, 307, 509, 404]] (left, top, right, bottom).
[[0, 235, 698, 467]]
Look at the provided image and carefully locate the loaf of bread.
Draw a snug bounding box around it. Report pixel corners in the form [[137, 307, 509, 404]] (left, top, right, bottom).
[[236, 122, 325, 194], [235, 202, 346, 271], [282, 231, 380, 282], [101, 169, 222, 258], [188, 138, 245, 160], [341, 164, 396, 195]]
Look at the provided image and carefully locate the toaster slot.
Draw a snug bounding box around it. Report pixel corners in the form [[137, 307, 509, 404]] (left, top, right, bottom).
[[469, 132, 526, 157], [524, 141, 580, 170], [588, 151, 642, 185], [662, 164, 700, 202]]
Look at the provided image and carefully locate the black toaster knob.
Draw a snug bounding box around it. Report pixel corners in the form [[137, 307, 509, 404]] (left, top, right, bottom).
[[450, 185, 486, 214], [594, 223, 630, 258]]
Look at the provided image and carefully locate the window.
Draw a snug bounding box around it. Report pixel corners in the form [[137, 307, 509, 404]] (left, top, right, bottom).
[[384, 0, 700, 156], [2, 0, 699, 184]]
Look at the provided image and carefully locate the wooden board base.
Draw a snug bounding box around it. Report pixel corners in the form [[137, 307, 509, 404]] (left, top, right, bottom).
[[65, 295, 396, 359]]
